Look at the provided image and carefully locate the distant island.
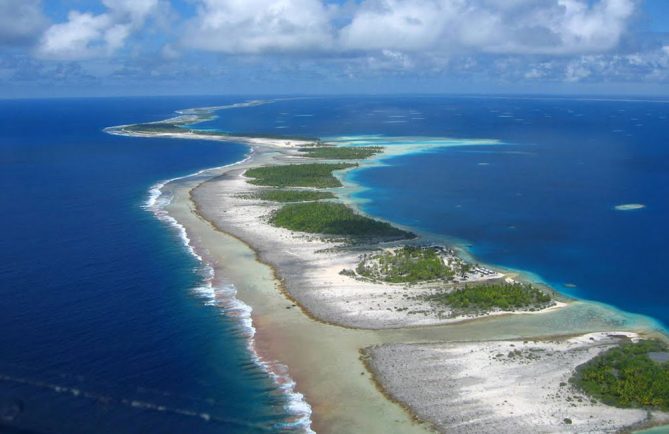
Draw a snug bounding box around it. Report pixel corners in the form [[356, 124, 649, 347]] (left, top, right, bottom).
[[107, 102, 669, 434], [615, 203, 646, 211]]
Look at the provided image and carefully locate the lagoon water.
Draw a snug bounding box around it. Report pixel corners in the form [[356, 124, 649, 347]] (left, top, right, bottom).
[[2, 95, 669, 432], [200, 96, 669, 328]]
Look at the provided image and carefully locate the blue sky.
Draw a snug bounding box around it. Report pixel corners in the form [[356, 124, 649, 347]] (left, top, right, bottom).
[[0, 0, 668, 98]]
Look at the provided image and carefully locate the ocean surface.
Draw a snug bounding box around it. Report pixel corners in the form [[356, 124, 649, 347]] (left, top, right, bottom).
[[2, 95, 669, 433], [199, 96, 669, 329], [0, 97, 301, 433]]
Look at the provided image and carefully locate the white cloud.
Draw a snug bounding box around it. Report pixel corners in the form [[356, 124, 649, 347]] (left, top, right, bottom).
[[565, 60, 592, 81], [22, 0, 662, 86], [161, 43, 180, 60], [513, 47, 669, 84], [184, 0, 333, 54], [365, 49, 416, 71], [0, 0, 47, 46], [339, 0, 455, 52], [524, 69, 543, 79], [340, 0, 638, 55], [36, 0, 159, 60], [552, 0, 637, 53], [182, 0, 639, 56]]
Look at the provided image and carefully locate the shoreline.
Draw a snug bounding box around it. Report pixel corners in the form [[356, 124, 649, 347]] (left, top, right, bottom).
[[190, 144, 565, 330], [157, 152, 433, 433], [109, 103, 669, 433], [141, 151, 317, 432]]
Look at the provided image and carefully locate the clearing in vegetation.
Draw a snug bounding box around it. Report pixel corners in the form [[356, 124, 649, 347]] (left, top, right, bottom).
[[354, 247, 456, 283]]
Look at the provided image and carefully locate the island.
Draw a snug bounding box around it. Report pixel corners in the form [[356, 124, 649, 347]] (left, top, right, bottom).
[[106, 101, 669, 434]]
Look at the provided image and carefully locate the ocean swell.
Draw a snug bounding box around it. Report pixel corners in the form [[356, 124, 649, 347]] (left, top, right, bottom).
[[143, 155, 315, 433]]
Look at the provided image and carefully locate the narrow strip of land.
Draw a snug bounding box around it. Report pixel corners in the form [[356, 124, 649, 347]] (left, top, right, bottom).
[[108, 107, 669, 433]]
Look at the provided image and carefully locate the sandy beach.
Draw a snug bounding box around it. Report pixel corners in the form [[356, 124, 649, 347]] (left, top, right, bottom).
[[9, 2, 669, 431], [191, 146, 563, 330], [367, 332, 669, 433], [111, 117, 668, 433]]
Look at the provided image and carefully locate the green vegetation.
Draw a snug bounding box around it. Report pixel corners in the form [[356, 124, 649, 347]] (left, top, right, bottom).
[[426, 283, 551, 312], [121, 123, 230, 136], [188, 129, 228, 136], [269, 202, 414, 239], [252, 189, 335, 202], [355, 247, 455, 283], [124, 123, 187, 134], [571, 340, 669, 410], [299, 146, 382, 160], [121, 123, 317, 141], [245, 163, 355, 188]]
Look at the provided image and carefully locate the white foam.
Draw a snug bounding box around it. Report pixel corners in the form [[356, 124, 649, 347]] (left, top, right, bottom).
[[215, 284, 314, 432], [143, 154, 314, 433]]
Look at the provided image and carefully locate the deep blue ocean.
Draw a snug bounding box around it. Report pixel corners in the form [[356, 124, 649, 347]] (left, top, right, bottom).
[[2, 96, 669, 433], [0, 97, 296, 433]]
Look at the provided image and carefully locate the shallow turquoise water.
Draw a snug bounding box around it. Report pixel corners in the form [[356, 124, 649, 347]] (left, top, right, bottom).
[[203, 96, 669, 329]]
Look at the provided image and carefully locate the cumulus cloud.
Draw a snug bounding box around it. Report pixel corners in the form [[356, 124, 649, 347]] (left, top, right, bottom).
[[339, 0, 454, 52], [340, 0, 638, 55], [564, 60, 592, 81], [180, 0, 638, 57], [11, 0, 663, 89], [184, 0, 333, 54], [488, 46, 669, 84], [36, 0, 160, 60], [0, 0, 47, 46]]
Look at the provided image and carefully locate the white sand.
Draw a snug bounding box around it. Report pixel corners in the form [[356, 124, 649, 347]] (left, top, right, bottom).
[[117, 114, 667, 433], [367, 332, 669, 433], [191, 148, 563, 329], [106, 127, 312, 148]]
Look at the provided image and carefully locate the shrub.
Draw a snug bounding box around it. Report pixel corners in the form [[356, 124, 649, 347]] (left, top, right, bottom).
[[426, 283, 551, 312], [299, 146, 382, 160], [571, 340, 669, 411], [269, 202, 413, 239], [245, 163, 355, 188], [355, 247, 455, 283], [253, 190, 335, 202]]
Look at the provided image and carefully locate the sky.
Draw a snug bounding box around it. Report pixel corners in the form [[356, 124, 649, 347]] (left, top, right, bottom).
[[0, 0, 668, 98]]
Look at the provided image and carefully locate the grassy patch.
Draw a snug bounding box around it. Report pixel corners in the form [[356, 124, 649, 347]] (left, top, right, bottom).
[[252, 190, 335, 202], [269, 202, 413, 239], [355, 247, 455, 283], [299, 146, 383, 160], [245, 163, 355, 188], [571, 340, 669, 410], [426, 283, 551, 312]]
